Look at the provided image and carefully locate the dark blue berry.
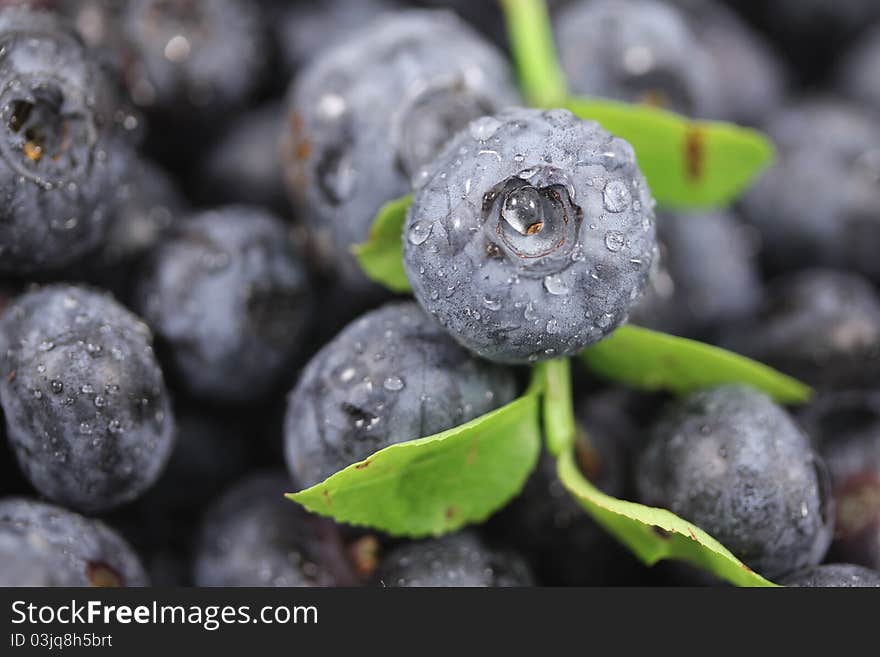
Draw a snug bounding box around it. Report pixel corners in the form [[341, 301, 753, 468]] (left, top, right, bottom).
[[637, 385, 833, 578], [781, 563, 880, 587], [0, 285, 175, 512], [284, 302, 517, 489], [0, 497, 148, 586], [134, 206, 313, 404], [403, 107, 657, 364]]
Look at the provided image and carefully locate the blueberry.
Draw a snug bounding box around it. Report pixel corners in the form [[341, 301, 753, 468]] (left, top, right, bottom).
[[0, 285, 175, 513], [799, 390, 880, 570], [120, 0, 266, 114], [637, 385, 833, 578], [284, 301, 517, 489], [283, 9, 519, 290], [674, 0, 787, 125], [0, 7, 136, 274], [739, 99, 880, 278], [631, 210, 762, 336], [134, 206, 313, 404], [721, 270, 880, 389], [781, 563, 880, 587], [194, 473, 359, 587], [274, 0, 397, 75], [403, 107, 657, 364], [0, 497, 148, 586], [196, 103, 288, 214], [841, 25, 880, 115], [376, 531, 534, 587], [554, 0, 722, 117]]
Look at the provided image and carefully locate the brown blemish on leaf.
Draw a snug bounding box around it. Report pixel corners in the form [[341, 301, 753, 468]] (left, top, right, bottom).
[[687, 528, 698, 541], [685, 127, 705, 181], [652, 526, 672, 540], [322, 490, 333, 506], [445, 506, 459, 520], [355, 459, 372, 470], [467, 439, 478, 465], [86, 561, 123, 587]]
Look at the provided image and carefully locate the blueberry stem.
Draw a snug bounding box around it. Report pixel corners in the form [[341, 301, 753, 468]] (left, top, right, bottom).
[[499, 0, 568, 108], [535, 357, 577, 456]]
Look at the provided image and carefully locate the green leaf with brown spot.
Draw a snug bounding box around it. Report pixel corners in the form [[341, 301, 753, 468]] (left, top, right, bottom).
[[563, 97, 774, 210], [286, 381, 542, 537], [557, 445, 777, 587], [351, 194, 412, 293], [580, 325, 811, 404]]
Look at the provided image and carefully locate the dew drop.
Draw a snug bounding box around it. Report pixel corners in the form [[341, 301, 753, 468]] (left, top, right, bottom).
[[604, 231, 626, 252], [603, 179, 631, 212], [383, 376, 405, 392], [543, 274, 570, 296], [469, 116, 502, 141], [407, 221, 433, 246]]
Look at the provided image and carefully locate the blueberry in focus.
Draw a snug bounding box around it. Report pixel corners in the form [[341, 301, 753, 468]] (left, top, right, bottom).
[[781, 563, 880, 587], [739, 99, 880, 278], [0, 497, 148, 586], [120, 0, 267, 115], [554, 0, 722, 117], [283, 9, 519, 291], [0, 7, 136, 274], [376, 531, 533, 587], [0, 285, 175, 513], [721, 269, 880, 389], [194, 473, 359, 587], [799, 390, 880, 570], [403, 107, 657, 364], [637, 385, 833, 578], [284, 301, 517, 489], [134, 206, 313, 404]]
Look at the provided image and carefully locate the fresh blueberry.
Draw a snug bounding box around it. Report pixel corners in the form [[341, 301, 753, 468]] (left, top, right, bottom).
[[134, 206, 313, 404], [0, 497, 148, 586], [0, 7, 136, 275], [274, 0, 397, 75], [284, 301, 517, 489], [721, 270, 880, 389], [376, 531, 534, 587], [673, 0, 787, 125], [403, 107, 657, 364], [283, 9, 519, 291], [637, 385, 833, 578], [554, 0, 722, 117], [631, 210, 762, 337], [781, 563, 880, 587], [840, 25, 880, 115], [799, 390, 880, 570], [194, 472, 359, 587], [0, 285, 175, 513], [196, 103, 289, 215], [120, 0, 267, 114], [739, 99, 880, 278]]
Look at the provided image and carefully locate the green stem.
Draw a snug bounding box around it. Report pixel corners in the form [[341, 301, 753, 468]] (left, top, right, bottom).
[[500, 0, 568, 108], [536, 358, 577, 456]]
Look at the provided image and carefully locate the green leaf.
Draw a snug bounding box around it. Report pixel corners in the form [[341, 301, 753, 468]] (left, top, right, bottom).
[[351, 194, 412, 293], [580, 325, 812, 404], [556, 445, 777, 587], [286, 382, 543, 537], [500, 0, 568, 107], [563, 97, 774, 209]]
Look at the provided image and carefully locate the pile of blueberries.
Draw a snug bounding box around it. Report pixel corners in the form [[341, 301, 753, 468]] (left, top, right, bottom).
[[1, 0, 880, 588]]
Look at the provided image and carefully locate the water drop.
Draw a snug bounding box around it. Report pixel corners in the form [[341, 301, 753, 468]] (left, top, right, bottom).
[[603, 180, 631, 212], [469, 116, 502, 141], [49, 380, 63, 394], [482, 295, 501, 311], [501, 186, 543, 235], [407, 221, 433, 246], [604, 231, 626, 252], [383, 376, 405, 392], [543, 274, 570, 296]]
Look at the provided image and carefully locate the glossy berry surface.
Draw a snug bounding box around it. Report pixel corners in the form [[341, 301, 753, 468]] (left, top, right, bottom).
[[284, 302, 517, 489], [0, 285, 174, 512], [404, 107, 656, 364]]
